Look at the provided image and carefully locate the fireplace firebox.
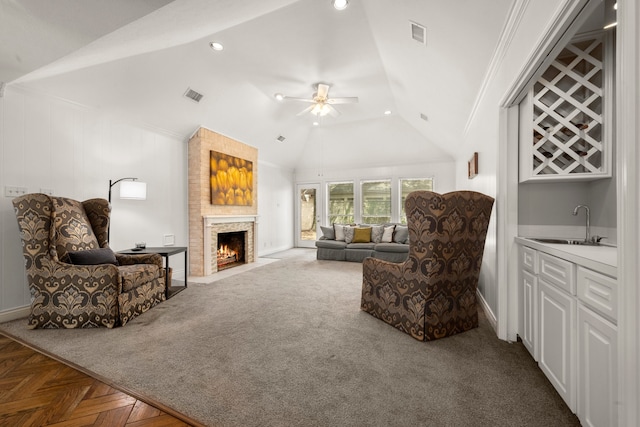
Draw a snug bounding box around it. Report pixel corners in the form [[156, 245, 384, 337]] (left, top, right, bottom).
[[217, 231, 246, 271]]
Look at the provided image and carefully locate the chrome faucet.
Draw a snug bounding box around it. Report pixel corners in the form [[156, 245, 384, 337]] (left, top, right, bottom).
[[573, 205, 590, 243]]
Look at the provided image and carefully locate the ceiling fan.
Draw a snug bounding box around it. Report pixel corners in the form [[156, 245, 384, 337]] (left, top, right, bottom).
[[279, 83, 358, 117]]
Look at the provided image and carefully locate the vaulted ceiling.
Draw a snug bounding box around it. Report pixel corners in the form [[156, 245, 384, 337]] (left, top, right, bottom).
[[1, 0, 514, 170]]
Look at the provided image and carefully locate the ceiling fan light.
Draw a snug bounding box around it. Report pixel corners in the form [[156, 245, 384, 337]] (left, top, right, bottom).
[[332, 0, 349, 11]]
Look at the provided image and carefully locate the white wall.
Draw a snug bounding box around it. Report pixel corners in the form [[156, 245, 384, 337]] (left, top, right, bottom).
[[455, 0, 576, 320], [257, 161, 295, 256], [0, 86, 188, 319]]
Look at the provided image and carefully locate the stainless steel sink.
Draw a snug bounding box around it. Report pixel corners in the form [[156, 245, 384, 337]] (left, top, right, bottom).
[[530, 238, 599, 246]]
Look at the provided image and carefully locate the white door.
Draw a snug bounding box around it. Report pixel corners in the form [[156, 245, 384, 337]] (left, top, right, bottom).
[[296, 183, 321, 248]]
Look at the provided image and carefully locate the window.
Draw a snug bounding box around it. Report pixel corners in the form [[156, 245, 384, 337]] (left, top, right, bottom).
[[400, 178, 434, 223], [361, 180, 391, 224], [328, 182, 354, 224]]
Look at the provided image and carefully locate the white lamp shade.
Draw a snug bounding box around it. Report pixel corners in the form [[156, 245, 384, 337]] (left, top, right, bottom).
[[119, 181, 147, 200]]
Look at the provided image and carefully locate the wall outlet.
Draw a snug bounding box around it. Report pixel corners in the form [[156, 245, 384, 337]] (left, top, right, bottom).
[[163, 234, 175, 246], [4, 186, 28, 197]]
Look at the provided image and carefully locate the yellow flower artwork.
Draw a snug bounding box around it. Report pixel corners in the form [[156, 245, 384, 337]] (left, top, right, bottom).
[[210, 150, 253, 206]]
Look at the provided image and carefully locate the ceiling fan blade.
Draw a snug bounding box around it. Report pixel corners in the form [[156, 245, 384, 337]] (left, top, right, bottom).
[[327, 97, 359, 105], [326, 104, 340, 117], [316, 83, 330, 99], [296, 105, 315, 116], [283, 96, 315, 103]]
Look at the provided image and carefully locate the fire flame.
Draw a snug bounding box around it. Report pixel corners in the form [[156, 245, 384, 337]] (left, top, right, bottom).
[[217, 244, 236, 259]]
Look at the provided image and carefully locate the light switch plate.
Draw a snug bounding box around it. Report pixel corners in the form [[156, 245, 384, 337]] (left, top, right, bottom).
[[163, 234, 175, 246]]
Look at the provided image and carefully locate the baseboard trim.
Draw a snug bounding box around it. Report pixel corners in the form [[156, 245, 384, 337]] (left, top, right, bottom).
[[477, 290, 498, 334], [0, 306, 30, 323], [258, 245, 294, 257]]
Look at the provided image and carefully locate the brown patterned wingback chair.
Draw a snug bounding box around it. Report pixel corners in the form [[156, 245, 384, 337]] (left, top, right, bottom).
[[361, 191, 494, 341], [12, 193, 166, 328]]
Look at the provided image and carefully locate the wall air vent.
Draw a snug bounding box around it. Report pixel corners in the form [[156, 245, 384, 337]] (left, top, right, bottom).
[[184, 88, 204, 103], [410, 21, 427, 45], [276, 135, 286, 143], [420, 113, 429, 122]]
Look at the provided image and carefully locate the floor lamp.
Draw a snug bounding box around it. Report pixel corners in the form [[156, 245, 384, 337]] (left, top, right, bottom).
[[107, 177, 147, 243]]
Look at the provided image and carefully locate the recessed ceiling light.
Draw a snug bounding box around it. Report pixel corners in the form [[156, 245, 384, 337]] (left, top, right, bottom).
[[384, 110, 392, 116], [313, 121, 320, 126], [274, 93, 284, 101], [332, 0, 349, 11], [209, 41, 224, 51]]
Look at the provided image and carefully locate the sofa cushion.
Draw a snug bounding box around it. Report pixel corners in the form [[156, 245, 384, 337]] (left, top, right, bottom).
[[320, 225, 335, 240], [347, 242, 376, 250], [68, 248, 118, 266], [118, 264, 161, 293], [334, 224, 347, 241], [353, 227, 372, 243], [393, 225, 409, 244], [316, 239, 348, 249], [344, 226, 356, 243], [381, 225, 395, 243], [370, 225, 384, 243], [374, 242, 409, 253]]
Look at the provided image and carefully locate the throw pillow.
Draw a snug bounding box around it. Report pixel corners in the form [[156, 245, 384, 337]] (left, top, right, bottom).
[[67, 248, 119, 266], [393, 225, 409, 244], [353, 227, 372, 243], [381, 225, 395, 243], [344, 226, 356, 244], [320, 225, 335, 240], [370, 225, 384, 243], [334, 224, 346, 241]]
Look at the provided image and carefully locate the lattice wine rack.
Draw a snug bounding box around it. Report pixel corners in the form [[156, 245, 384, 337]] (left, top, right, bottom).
[[520, 31, 613, 182]]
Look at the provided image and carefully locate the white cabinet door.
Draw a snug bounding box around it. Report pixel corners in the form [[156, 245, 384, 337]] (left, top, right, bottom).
[[522, 269, 538, 361], [539, 279, 576, 411], [577, 304, 617, 427]]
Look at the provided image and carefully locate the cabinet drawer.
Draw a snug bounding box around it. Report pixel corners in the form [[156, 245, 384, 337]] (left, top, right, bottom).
[[577, 267, 617, 323], [521, 245, 537, 273], [538, 252, 576, 295]]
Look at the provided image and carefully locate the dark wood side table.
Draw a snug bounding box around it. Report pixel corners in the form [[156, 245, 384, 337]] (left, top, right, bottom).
[[118, 247, 188, 299]]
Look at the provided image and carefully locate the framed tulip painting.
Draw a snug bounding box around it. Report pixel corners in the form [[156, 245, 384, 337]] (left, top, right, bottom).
[[210, 150, 253, 205]]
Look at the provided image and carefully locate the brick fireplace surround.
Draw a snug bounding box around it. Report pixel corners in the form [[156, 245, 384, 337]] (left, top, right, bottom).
[[203, 215, 256, 275], [188, 127, 258, 277]]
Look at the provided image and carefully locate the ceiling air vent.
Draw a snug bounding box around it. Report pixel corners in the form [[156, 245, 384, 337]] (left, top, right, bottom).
[[184, 87, 204, 103], [410, 21, 427, 45], [276, 135, 286, 143], [420, 113, 429, 122]]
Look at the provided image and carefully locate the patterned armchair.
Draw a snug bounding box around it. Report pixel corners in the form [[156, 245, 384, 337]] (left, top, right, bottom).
[[361, 191, 494, 341], [12, 193, 166, 328]]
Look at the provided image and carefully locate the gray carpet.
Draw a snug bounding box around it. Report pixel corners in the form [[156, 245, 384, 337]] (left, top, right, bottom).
[[0, 248, 579, 427]]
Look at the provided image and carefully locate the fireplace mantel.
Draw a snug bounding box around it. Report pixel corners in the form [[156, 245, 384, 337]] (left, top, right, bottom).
[[203, 215, 258, 276], [204, 215, 258, 226]]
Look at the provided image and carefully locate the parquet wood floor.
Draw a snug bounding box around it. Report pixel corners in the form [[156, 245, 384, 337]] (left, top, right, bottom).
[[0, 333, 204, 427]]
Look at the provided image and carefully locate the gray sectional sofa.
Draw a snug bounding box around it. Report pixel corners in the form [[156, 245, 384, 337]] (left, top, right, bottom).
[[315, 223, 409, 263]]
